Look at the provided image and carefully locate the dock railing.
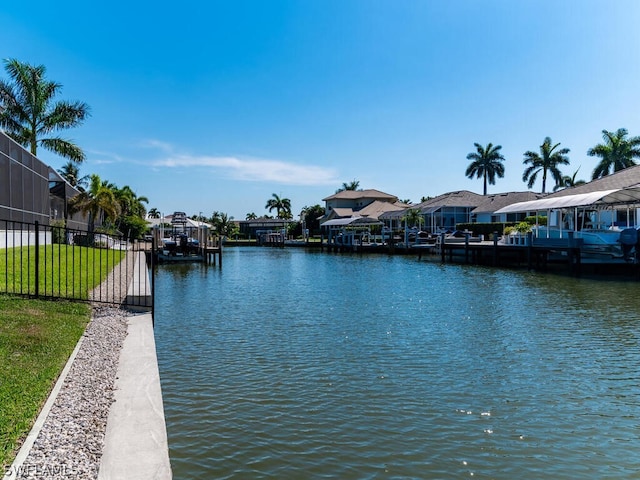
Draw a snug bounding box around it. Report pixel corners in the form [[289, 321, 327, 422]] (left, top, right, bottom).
[[0, 219, 152, 310]]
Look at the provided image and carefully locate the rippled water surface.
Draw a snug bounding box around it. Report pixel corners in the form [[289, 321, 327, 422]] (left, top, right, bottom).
[[154, 247, 640, 479]]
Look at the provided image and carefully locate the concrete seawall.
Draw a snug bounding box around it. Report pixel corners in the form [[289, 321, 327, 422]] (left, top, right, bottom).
[[99, 251, 171, 478], [98, 312, 172, 479]]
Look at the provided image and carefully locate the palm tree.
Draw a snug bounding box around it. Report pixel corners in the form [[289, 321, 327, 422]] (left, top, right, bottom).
[[265, 193, 292, 219], [300, 204, 325, 235], [553, 167, 587, 192], [465, 143, 506, 195], [0, 59, 89, 162], [115, 185, 148, 218], [335, 180, 360, 193], [147, 208, 161, 219], [216, 213, 237, 238], [57, 161, 89, 191], [403, 208, 423, 229], [246, 212, 258, 220], [68, 174, 120, 233], [589, 128, 640, 179], [522, 137, 570, 193]]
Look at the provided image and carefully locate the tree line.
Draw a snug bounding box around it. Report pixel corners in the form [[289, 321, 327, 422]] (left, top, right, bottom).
[[466, 130, 640, 195]]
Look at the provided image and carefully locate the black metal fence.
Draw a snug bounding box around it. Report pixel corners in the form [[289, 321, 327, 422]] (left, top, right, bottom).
[[0, 219, 153, 310]]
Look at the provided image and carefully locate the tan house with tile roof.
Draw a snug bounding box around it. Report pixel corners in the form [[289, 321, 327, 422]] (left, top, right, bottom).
[[321, 189, 407, 223]]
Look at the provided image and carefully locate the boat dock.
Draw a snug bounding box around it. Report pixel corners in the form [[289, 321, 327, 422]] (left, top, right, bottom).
[[150, 221, 223, 265], [314, 230, 640, 276]]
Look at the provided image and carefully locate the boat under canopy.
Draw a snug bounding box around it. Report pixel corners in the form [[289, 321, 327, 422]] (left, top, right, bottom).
[[495, 187, 640, 214]]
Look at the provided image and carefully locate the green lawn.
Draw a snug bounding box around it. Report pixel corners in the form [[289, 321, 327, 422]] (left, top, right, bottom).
[[0, 245, 126, 299], [0, 296, 90, 468]]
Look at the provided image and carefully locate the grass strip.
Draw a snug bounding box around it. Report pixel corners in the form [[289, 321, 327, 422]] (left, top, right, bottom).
[[0, 245, 125, 299], [0, 295, 90, 469]]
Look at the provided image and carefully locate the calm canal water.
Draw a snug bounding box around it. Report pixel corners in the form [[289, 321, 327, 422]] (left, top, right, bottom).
[[154, 247, 640, 479]]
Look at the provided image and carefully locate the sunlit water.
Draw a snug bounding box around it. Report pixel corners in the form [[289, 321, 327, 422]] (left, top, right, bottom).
[[154, 247, 640, 479]]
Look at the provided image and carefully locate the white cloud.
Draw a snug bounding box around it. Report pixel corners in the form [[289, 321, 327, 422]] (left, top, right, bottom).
[[151, 151, 339, 186], [139, 139, 174, 153], [86, 148, 125, 165]]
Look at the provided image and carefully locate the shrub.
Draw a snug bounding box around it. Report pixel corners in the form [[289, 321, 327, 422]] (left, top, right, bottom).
[[51, 220, 66, 244], [524, 215, 547, 226], [515, 221, 532, 233]]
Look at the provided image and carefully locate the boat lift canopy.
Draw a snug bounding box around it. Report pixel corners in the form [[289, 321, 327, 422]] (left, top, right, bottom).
[[321, 217, 383, 227], [494, 187, 640, 214]]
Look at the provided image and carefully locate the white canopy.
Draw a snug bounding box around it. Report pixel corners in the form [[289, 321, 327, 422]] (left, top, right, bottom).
[[321, 217, 383, 227], [494, 188, 640, 214]]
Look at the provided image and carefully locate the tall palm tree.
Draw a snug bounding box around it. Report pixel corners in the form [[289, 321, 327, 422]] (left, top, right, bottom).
[[147, 208, 161, 219], [245, 212, 258, 220], [68, 174, 120, 233], [265, 193, 292, 219], [588, 128, 640, 179], [57, 160, 89, 191], [522, 137, 570, 193], [465, 142, 506, 195], [0, 59, 90, 162]]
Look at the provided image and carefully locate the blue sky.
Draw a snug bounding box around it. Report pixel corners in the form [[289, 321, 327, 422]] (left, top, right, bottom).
[[2, 0, 640, 219]]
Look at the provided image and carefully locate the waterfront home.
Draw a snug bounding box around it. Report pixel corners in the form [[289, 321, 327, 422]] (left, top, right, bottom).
[[380, 190, 484, 234], [321, 189, 403, 222], [497, 164, 640, 229], [319, 189, 408, 248], [494, 166, 640, 261], [237, 217, 294, 241], [471, 191, 546, 223]]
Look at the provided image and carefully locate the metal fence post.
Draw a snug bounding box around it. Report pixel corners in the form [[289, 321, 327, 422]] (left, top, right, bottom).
[[34, 221, 39, 298], [151, 235, 156, 326]]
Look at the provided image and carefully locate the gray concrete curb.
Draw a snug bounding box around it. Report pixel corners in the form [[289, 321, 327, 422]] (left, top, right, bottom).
[[97, 312, 172, 479]]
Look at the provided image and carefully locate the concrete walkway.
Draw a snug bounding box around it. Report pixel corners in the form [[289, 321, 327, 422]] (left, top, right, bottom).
[[97, 313, 172, 480]]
